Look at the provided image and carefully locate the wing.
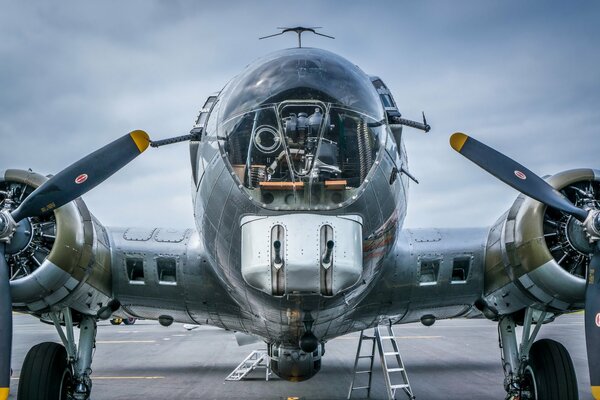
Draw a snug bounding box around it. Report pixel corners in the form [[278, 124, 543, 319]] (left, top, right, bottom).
[[350, 227, 488, 328]]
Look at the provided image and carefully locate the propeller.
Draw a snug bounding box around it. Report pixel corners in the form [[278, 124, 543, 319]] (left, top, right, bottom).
[[0, 130, 150, 399], [450, 132, 600, 399], [586, 254, 600, 399], [0, 244, 11, 400]]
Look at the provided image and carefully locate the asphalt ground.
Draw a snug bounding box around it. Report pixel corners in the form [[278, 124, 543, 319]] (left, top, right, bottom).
[[8, 313, 593, 400]]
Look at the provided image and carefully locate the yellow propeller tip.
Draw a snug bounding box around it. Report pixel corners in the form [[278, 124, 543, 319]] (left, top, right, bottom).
[[450, 132, 469, 152], [0, 387, 9, 400], [129, 130, 150, 153]]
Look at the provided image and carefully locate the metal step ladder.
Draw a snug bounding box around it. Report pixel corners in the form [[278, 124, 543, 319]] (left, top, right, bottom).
[[225, 349, 271, 381], [348, 324, 415, 400]]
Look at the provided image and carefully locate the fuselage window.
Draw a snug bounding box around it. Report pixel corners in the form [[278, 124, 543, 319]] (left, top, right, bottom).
[[157, 257, 177, 285], [418, 258, 440, 285], [126, 257, 145, 284], [451, 256, 471, 283]]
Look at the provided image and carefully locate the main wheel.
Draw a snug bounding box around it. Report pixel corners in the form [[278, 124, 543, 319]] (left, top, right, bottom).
[[521, 338, 578, 400], [17, 342, 73, 400], [123, 317, 137, 325], [110, 317, 122, 325]]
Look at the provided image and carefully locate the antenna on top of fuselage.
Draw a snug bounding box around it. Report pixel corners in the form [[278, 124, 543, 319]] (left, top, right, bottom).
[[259, 26, 334, 48]]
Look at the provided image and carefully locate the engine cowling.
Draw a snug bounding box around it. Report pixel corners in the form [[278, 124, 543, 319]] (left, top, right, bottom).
[[1, 169, 113, 315], [482, 168, 599, 316]]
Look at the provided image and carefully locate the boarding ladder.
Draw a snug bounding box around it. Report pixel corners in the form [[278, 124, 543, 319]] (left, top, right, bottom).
[[347, 324, 415, 399], [225, 349, 271, 381]]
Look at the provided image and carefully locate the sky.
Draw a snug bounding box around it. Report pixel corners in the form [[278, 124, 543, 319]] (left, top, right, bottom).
[[1, 1, 599, 229]]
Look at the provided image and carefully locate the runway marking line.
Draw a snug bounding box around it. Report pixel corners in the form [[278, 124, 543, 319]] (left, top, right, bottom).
[[96, 340, 156, 344], [11, 376, 164, 381], [94, 376, 165, 380], [335, 335, 443, 340]]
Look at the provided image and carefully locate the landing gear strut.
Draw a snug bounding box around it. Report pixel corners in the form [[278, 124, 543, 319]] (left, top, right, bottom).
[[18, 308, 97, 400], [498, 308, 578, 400]]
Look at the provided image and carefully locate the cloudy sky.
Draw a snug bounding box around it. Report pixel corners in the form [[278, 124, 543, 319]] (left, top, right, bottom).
[[1, 1, 599, 229]]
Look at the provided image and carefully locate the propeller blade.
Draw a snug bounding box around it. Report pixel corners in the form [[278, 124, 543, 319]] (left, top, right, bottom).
[[0, 245, 12, 400], [11, 130, 150, 222], [586, 253, 600, 399], [449, 132, 588, 221]]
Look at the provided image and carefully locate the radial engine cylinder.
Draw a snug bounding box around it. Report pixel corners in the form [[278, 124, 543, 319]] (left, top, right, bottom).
[[1, 169, 112, 315]]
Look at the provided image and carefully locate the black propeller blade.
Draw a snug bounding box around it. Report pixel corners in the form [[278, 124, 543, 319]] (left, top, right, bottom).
[[449, 132, 588, 221], [11, 130, 150, 223], [0, 245, 11, 400], [0, 129, 150, 400], [450, 132, 600, 399], [586, 253, 600, 399]]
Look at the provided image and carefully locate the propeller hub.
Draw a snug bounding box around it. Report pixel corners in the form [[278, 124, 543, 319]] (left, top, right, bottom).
[[4, 218, 33, 256], [583, 210, 600, 243], [565, 216, 597, 255], [594, 213, 600, 235], [0, 214, 6, 236], [0, 212, 16, 243]]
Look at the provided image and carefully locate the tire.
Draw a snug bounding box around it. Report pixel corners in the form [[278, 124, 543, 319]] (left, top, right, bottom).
[[110, 318, 122, 325], [523, 338, 578, 400], [123, 317, 137, 325], [17, 342, 73, 400]]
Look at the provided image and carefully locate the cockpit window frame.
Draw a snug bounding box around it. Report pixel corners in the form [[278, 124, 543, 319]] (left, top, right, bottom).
[[216, 102, 385, 211]]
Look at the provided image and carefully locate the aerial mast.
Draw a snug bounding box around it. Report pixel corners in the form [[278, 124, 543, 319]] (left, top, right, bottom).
[[259, 26, 334, 48]]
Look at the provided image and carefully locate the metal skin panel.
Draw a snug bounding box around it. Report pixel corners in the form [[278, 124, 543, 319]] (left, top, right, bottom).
[[240, 216, 271, 291], [123, 227, 156, 241], [240, 214, 363, 295], [4, 170, 112, 315], [354, 228, 488, 325], [481, 169, 598, 315], [108, 227, 195, 317]]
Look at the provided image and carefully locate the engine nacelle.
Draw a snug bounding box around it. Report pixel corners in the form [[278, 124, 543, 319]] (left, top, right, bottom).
[[482, 168, 599, 316], [268, 343, 323, 382], [2, 169, 113, 315]]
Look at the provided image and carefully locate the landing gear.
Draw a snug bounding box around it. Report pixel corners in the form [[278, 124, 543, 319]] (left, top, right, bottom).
[[18, 308, 97, 400], [498, 308, 578, 400], [521, 339, 578, 400], [17, 342, 72, 400]]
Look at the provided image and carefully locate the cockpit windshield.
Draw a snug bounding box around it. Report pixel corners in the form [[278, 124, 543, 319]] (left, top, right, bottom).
[[208, 48, 387, 210]]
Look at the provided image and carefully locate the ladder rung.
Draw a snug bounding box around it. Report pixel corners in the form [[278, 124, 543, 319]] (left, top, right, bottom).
[[350, 328, 414, 398], [390, 384, 409, 389]]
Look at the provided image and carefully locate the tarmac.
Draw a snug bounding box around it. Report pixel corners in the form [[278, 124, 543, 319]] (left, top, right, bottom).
[[8, 312, 593, 400]]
